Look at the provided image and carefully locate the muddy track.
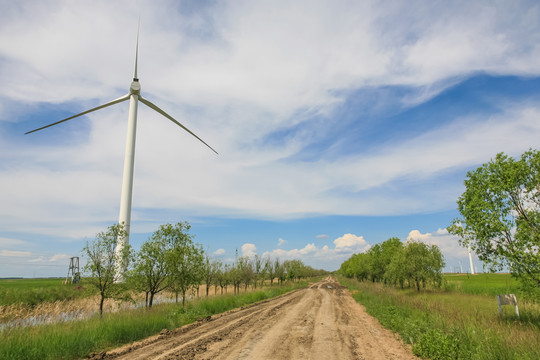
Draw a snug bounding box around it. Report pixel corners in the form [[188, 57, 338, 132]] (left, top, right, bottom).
[[93, 277, 417, 360]]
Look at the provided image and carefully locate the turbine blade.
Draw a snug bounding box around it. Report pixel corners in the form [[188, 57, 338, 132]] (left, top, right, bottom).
[[25, 94, 130, 135], [139, 96, 218, 155], [133, 19, 140, 81]]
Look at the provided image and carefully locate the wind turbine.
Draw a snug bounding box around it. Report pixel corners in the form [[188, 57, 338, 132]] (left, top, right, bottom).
[[26, 26, 218, 278]]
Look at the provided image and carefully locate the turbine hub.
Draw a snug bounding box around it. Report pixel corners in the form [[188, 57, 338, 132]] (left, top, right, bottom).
[[130, 80, 141, 95]]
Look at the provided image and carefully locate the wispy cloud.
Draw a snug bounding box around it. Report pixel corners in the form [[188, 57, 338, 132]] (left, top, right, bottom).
[[0, 1, 538, 276], [0, 250, 32, 257]]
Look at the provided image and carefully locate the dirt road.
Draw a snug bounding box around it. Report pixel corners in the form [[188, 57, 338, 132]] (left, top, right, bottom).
[[96, 277, 416, 360]]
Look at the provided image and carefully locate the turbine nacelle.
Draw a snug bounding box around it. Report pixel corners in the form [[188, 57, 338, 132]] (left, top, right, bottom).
[[130, 80, 141, 95]]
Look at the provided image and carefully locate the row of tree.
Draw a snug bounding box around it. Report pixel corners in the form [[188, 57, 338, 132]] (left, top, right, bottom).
[[339, 237, 445, 291], [82, 222, 326, 315]]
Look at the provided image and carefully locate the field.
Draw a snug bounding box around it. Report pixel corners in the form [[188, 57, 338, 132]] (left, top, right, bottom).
[[443, 273, 521, 296], [339, 273, 540, 360], [0, 278, 95, 307]]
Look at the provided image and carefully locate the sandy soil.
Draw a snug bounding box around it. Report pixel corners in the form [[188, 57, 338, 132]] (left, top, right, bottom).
[[91, 277, 417, 360]]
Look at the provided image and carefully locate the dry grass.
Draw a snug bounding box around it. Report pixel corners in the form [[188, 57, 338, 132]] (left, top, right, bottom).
[[0, 283, 266, 329]]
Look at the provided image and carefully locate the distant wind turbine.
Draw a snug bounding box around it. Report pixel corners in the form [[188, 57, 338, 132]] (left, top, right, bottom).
[[26, 25, 218, 277]]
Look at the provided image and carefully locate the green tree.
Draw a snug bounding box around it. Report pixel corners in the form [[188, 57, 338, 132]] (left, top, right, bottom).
[[448, 150, 540, 292], [379, 237, 403, 284], [253, 254, 265, 288], [385, 247, 407, 288], [155, 222, 204, 308], [82, 223, 132, 316], [238, 256, 254, 291], [131, 233, 173, 308], [274, 258, 286, 285], [265, 256, 276, 286], [401, 241, 445, 291], [202, 255, 220, 297]]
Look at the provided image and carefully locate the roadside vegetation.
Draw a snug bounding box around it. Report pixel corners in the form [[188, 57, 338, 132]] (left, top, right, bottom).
[[0, 280, 312, 360], [339, 274, 540, 359]]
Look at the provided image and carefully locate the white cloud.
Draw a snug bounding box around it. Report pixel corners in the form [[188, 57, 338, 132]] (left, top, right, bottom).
[[315, 234, 329, 239], [407, 228, 468, 258], [49, 254, 70, 262], [213, 248, 226, 256], [241, 243, 257, 258], [28, 256, 47, 263], [333, 234, 371, 253], [0, 250, 32, 257], [277, 238, 287, 247], [262, 233, 370, 270]]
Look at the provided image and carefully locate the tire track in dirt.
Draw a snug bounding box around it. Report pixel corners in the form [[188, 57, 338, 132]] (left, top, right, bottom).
[[95, 277, 417, 360]]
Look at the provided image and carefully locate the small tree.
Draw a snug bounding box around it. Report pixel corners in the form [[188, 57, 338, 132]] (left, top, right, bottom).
[[448, 149, 540, 293], [238, 256, 254, 292], [131, 235, 172, 308], [82, 224, 131, 316], [265, 256, 275, 286], [202, 255, 217, 297], [160, 222, 204, 308]]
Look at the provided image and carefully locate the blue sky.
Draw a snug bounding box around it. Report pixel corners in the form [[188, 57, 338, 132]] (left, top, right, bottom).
[[1, 1, 539, 277]]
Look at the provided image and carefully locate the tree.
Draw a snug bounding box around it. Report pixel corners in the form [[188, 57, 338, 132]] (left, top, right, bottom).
[[82, 223, 132, 316], [448, 150, 540, 292], [156, 222, 204, 308], [202, 256, 220, 297], [265, 256, 275, 286], [379, 237, 403, 284], [400, 241, 444, 291], [385, 248, 407, 288], [238, 256, 254, 292], [253, 254, 265, 288], [131, 233, 172, 308]]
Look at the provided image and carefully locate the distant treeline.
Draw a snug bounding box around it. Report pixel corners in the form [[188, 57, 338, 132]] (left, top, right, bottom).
[[339, 237, 445, 291]]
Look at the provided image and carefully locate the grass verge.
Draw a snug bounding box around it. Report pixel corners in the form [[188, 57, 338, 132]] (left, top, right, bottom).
[[338, 276, 540, 360], [0, 281, 309, 360]]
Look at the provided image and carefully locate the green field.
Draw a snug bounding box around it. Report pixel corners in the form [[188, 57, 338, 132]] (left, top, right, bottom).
[[0, 278, 95, 307], [443, 273, 521, 297], [340, 273, 540, 360]]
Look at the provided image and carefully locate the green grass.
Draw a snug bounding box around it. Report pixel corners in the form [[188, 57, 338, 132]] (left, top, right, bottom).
[[339, 275, 540, 360], [443, 273, 521, 297], [0, 281, 310, 360], [0, 278, 95, 307]]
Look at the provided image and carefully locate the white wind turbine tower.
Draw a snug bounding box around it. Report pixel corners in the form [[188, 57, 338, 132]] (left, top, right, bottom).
[[26, 25, 218, 278]]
